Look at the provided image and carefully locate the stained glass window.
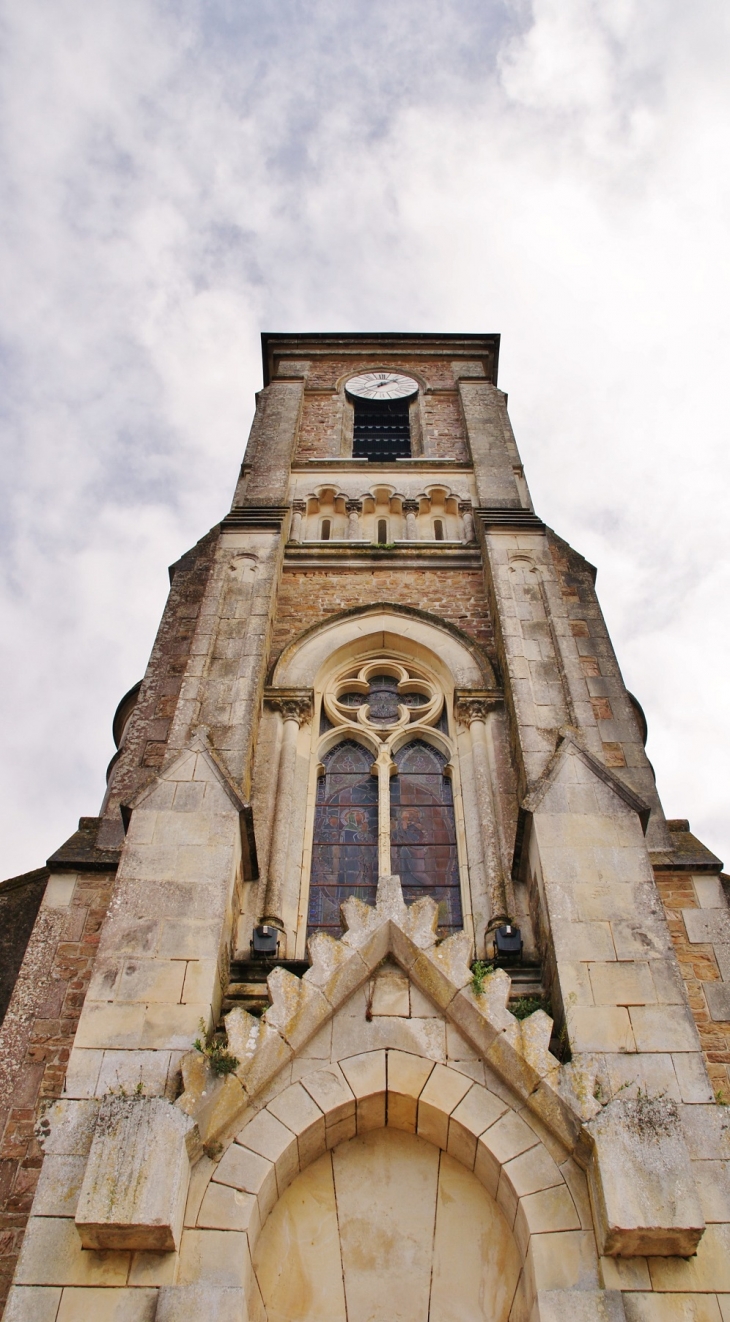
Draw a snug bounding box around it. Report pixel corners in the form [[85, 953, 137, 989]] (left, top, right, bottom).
[[390, 740, 462, 934], [366, 675, 400, 724], [308, 740, 378, 938]]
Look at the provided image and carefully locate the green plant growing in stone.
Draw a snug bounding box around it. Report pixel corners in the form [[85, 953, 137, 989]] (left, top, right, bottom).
[[510, 994, 550, 1021], [194, 1019, 240, 1077], [470, 961, 494, 996], [715, 1089, 728, 1107]]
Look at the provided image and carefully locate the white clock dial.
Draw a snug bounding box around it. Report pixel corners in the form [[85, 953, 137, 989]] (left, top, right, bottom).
[[346, 371, 418, 401]]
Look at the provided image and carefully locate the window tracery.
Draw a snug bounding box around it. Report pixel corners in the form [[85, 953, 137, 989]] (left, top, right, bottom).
[[307, 658, 462, 939]]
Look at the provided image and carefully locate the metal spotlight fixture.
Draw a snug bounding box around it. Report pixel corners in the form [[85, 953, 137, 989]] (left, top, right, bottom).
[[250, 924, 280, 959], [494, 923, 523, 961]]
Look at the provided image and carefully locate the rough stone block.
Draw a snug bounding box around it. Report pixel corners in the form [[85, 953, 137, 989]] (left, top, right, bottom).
[[568, 1006, 635, 1054], [334, 1050, 384, 1132], [645, 1223, 730, 1292], [587, 1096, 705, 1257], [447, 1084, 506, 1169], [266, 1081, 326, 1168], [3, 1287, 62, 1322], [528, 1230, 600, 1292], [216, 1143, 277, 1223], [299, 1065, 355, 1127], [176, 1228, 248, 1289], [417, 1062, 472, 1149], [384, 1050, 433, 1132], [704, 982, 730, 1021], [237, 1109, 299, 1195], [371, 963, 410, 1016], [622, 1293, 723, 1321], [33, 1155, 87, 1219], [15, 1216, 130, 1286], [474, 1111, 539, 1194], [197, 1182, 260, 1237], [75, 1096, 195, 1251], [56, 1287, 158, 1320], [533, 1290, 626, 1321], [156, 1286, 246, 1322], [39, 1099, 99, 1156]]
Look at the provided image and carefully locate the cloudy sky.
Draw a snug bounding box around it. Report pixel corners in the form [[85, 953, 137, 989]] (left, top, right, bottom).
[[1, 0, 729, 878]]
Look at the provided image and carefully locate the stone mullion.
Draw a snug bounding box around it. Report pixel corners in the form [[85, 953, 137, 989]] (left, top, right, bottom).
[[376, 747, 394, 878]]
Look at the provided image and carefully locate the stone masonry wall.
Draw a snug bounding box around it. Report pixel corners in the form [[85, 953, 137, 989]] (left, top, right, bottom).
[[101, 529, 220, 832], [291, 354, 471, 463], [270, 568, 496, 669], [421, 393, 469, 461], [656, 871, 730, 1101], [0, 871, 115, 1313]]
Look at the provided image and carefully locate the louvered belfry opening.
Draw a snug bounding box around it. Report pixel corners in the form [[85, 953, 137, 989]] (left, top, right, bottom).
[[352, 395, 411, 460]]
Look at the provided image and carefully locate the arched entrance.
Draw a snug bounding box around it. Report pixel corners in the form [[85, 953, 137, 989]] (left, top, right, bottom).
[[253, 1127, 522, 1322]]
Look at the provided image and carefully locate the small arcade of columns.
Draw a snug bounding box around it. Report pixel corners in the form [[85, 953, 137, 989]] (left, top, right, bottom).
[[289, 484, 476, 545]]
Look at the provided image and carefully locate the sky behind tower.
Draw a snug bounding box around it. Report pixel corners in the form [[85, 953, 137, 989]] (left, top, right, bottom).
[[1, 0, 729, 877]]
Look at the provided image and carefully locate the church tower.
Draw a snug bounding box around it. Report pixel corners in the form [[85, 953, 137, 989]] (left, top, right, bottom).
[[2, 333, 730, 1320]]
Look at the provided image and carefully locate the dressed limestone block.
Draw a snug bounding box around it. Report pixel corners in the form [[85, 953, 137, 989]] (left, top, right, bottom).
[[533, 1290, 626, 1321], [586, 1095, 705, 1257], [155, 1285, 246, 1322], [176, 1050, 246, 1143], [264, 965, 331, 1050], [75, 1096, 195, 1251], [225, 1005, 292, 1099], [304, 931, 370, 1007]]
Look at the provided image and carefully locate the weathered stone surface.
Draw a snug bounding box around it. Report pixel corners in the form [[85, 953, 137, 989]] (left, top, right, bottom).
[[534, 1290, 626, 1321], [263, 965, 331, 1050], [587, 1096, 705, 1257], [156, 1284, 246, 1321], [75, 1096, 195, 1251]]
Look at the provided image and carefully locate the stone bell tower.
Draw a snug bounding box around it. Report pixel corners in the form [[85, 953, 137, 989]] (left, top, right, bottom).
[[1, 333, 729, 1321]]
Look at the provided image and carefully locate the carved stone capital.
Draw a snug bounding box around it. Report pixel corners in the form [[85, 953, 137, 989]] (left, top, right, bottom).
[[345, 498, 363, 513], [402, 498, 420, 513], [291, 499, 307, 513], [454, 690, 502, 726], [264, 688, 313, 724], [457, 499, 473, 513]]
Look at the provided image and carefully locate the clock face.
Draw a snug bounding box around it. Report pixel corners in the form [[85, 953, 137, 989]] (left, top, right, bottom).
[[346, 371, 418, 401]]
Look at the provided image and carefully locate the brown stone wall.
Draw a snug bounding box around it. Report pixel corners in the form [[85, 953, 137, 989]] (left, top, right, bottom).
[[421, 393, 469, 461], [0, 870, 115, 1312], [655, 872, 730, 1101], [270, 568, 495, 668], [302, 356, 458, 392], [291, 356, 470, 464], [295, 393, 341, 461], [102, 529, 219, 824]]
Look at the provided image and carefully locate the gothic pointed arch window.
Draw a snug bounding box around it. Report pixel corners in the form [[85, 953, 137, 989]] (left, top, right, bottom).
[[305, 657, 465, 941], [309, 740, 378, 938], [390, 740, 462, 931]]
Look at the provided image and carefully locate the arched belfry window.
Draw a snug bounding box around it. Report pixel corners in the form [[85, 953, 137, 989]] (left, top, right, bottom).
[[306, 658, 464, 940], [345, 372, 418, 462]]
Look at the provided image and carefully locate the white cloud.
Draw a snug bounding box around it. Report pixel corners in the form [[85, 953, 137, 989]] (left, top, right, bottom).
[[1, 0, 729, 874]]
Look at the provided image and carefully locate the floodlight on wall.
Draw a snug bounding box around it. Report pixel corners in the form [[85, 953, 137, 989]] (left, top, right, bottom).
[[494, 924, 523, 961], [250, 925, 280, 958]]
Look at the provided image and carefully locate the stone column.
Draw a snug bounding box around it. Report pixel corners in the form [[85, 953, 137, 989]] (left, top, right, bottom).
[[289, 500, 306, 543], [260, 693, 313, 930], [346, 498, 363, 540], [459, 499, 475, 543], [456, 696, 509, 929], [403, 499, 419, 541]]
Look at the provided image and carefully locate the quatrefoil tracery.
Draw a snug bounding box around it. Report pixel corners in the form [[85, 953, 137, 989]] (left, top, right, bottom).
[[324, 660, 442, 743]]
